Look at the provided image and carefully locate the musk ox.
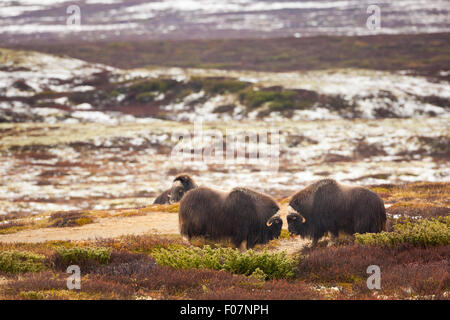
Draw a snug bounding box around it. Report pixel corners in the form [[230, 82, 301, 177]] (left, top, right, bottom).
[[287, 179, 386, 245], [179, 186, 282, 249], [153, 174, 197, 204]]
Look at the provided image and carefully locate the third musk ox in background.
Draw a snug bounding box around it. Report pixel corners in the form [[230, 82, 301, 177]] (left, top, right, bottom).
[[153, 174, 197, 204], [179, 187, 282, 249], [287, 179, 386, 245]]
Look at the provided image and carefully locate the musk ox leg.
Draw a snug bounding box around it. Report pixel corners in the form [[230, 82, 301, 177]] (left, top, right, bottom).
[[238, 240, 248, 252], [328, 232, 338, 246], [181, 235, 191, 244], [311, 236, 321, 247]]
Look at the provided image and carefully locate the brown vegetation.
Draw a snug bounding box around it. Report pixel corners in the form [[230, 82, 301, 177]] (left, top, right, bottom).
[[14, 33, 450, 80]]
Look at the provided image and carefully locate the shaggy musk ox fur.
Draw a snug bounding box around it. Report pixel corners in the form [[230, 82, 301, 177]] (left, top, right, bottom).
[[153, 174, 197, 204], [287, 179, 386, 244], [179, 187, 282, 249]]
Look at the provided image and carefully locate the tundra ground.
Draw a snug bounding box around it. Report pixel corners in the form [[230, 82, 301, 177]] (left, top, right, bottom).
[[0, 183, 448, 300]]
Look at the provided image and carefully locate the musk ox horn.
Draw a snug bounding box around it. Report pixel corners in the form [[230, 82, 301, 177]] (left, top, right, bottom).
[[289, 212, 306, 223], [266, 216, 281, 227], [287, 205, 305, 222]]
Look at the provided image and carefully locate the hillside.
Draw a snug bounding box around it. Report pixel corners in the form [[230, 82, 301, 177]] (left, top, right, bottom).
[[0, 47, 449, 217]]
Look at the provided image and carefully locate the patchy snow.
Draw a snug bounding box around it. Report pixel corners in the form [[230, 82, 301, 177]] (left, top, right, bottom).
[[2, 0, 448, 41], [0, 48, 115, 97], [71, 111, 118, 125], [74, 103, 93, 110]]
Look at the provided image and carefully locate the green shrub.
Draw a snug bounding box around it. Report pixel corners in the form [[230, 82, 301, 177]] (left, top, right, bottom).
[[54, 246, 111, 265], [136, 92, 156, 103], [238, 88, 317, 112], [152, 245, 296, 279], [0, 251, 46, 273], [129, 79, 177, 93], [239, 89, 281, 109], [356, 216, 450, 247], [191, 77, 250, 94]]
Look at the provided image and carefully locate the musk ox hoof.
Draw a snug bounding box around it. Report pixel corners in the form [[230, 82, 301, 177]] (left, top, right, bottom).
[[238, 241, 248, 252]]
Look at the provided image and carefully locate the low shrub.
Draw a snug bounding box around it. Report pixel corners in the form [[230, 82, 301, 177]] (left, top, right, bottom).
[[49, 211, 94, 228], [135, 91, 156, 103], [356, 216, 450, 247], [0, 251, 46, 274], [129, 78, 177, 93], [152, 245, 297, 279], [53, 246, 112, 269], [95, 234, 184, 255], [191, 77, 250, 94], [0, 221, 29, 235], [296, 244, 450, 298], [387, 201, 449, 219]]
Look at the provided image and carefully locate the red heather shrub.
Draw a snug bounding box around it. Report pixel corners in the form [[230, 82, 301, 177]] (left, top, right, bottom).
[[80, 277, 136, 299], [197, 278, 321, 300], [95, 235, 183, 254], [6, 271, 67, 293], [296, 244, 449, 299]]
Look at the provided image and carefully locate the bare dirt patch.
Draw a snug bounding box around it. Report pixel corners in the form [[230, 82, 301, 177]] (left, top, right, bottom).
[[0, 212, 179, 243]]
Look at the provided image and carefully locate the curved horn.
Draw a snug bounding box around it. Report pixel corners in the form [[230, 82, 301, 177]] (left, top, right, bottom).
[[266, 216, 281, 227], [288, 212, 306, 223]]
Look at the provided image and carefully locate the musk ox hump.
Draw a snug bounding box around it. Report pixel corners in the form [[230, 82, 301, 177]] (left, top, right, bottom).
[[289, 179, 339, 209], [227, 187, 279, 217], [223, 188, 258, 221], [223, 187, 280, 248], [311, 179, 345, 218]]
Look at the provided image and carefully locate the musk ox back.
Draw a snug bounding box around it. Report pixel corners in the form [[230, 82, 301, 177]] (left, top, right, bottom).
[[153, 174, 197, 204], [287, 179, 386, 244], [179, 187, 282, 249]]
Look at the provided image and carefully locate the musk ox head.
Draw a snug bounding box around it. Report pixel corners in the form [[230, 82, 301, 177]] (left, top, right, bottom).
[[266, 215, 283, 239], [286, 205, 307, 237], [169, 174, 197, 203]]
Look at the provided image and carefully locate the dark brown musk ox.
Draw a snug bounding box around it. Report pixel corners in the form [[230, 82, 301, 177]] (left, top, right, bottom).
[[179, 186, 282, 249], [153, 174, 198, 204], [287, 179, 386, 245]]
